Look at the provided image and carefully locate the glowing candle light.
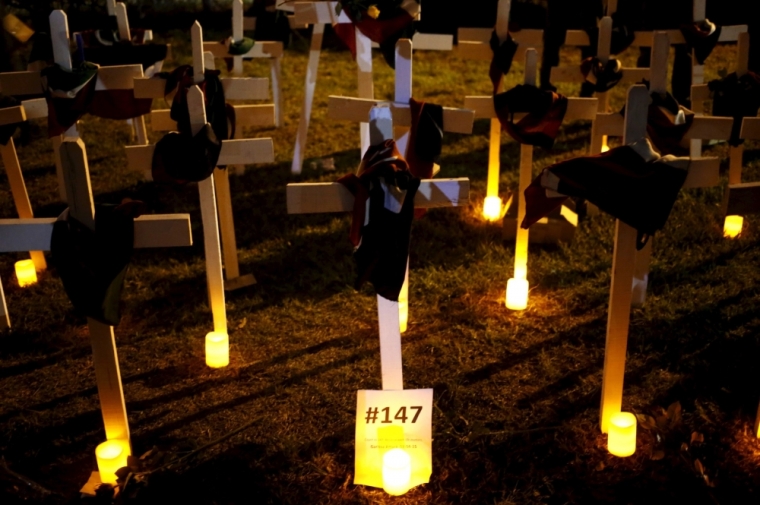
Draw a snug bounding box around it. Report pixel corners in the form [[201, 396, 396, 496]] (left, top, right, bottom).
[[607, 412, 637, 457], [723, 215, 743, 238], [382, 448, 411, 496], [601, 135, 610, 153], [95, 439, 129, 485], [505, 277, 529, 310], [398, 298, 408, 333], [482, 196, 503, 221], [14, 259, 37, 287], [205, 331, 229, 368]]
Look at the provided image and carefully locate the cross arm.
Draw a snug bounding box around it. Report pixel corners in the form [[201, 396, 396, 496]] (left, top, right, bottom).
[[371, 33, 453, 51], [740, 117, 760, 140], [150, 104, 275, 131], [550, 66, 649, 85], [464, 95, 597, 121], [286, 178, 469, 214], [294, 1, 348, 24], [595, 113, 733, 140], [125, 138, 275, 170], [723, 181, 760, 215], [0, 214, 193, 252], [327, 96, 474, 134], [133, 77, 270, 100], [0, 65, 144, 96], [202, 40, 284, 59]]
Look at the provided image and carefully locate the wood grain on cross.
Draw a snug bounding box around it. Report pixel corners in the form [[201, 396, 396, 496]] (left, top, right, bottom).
[[592, 32, 734, 304], [203, 0, 285, 127], [127, 21, 274, 304], [287, 106, 469, 389], [290, 1, 452, 174], [0, 138, 193, 447], [326, 38, 474, 329]]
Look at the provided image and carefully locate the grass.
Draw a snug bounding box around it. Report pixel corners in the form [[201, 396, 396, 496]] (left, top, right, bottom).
[[1, 29, 759, 504]]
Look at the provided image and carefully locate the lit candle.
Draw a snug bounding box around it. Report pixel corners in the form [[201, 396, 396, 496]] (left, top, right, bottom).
[[382, 448, 411, 496], [95, 439, 129, 485], [723, 215, 743, 238], [505, 277, 529, 311], [607, 412, 637, 457], [482, 196, 503, 222], [205, 331, 229, 368], [398, 298, 408, 334], [15, 259, 37, 287], [601, 135, 610, 153]]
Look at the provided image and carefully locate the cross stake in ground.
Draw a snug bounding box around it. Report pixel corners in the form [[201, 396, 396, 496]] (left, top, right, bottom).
[[287, 105, 469, 389]]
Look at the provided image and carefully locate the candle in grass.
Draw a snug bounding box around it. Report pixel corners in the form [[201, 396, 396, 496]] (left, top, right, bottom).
[[205, 331, 229, 368], [14, 259, 37, 287], [723, 215, 743, 238], [482, 196, 503, 222], [95, 439, 129, 485], [607, 412, 637, 457], [382, 448, 411, 496]]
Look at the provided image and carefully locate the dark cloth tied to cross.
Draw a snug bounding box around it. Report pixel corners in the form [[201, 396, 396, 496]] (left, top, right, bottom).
[[488, 31, 519, 93], [337, 139, 420, 301], [333, 0, 417, 68], [0, 95, 24, 145], [40, 61, 153, 137], [493, 84, 569, 149], [221, 36, 256, 71], [51, 201, 146, 326], [522, 138, 689, 249], [79, 28, 168, 72], [580, 56, 624, 93], [151, 66, 235, 184], [708, 71, 760, 147], [680, 19, 722, 65]]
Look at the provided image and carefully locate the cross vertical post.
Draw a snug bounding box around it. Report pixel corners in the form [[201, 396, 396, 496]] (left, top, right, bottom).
[[599, 85, 650, 433], [590, 16, 613, 154]]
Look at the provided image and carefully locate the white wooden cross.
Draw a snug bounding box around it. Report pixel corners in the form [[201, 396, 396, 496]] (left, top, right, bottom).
[[128, 25, 274, 337], [592, 32, 734, 305], [0, 136, 193, 448], [326, 38, 474, 330], [596, 83, 723, 433], [721, 116, 760, 227], [290, 1, 453, 174], [287, 105, 469, 389], [202, 0, 285, 127]]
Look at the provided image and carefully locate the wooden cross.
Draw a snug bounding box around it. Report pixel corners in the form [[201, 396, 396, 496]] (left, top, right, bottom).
[[290, 1, 453, 174], [721, 117, 760, 227], [129, 25, 274, 332], [0, 137, 193, 449], [592, 32, 734, 305], [287, 105, 469, 389], [326, 38, 474, 329], [202, 0, 285, 127], [596, 83, 726, 433]]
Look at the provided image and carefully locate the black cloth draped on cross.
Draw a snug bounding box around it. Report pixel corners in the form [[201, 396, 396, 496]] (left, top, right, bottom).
[[580, 57, 624, 93], [333, 0, 418, 68], [493, 84, 568, 149], [582, 11, 636, 57], [488, 31, 519, 93], [620, 85, 694, 156], [220, 36, 256, 72], [51, 201, 146, 326], [406, 98, 443, 179], [79, 28, 168, 71], [0, 95, 24, 145], [337, 139, 420, 301], [680, 19, 722, 65], [522, 138, 689, 249], [708, 71, 760, 147], [40, 61, 153, 137], [151, 66, 235, 184]]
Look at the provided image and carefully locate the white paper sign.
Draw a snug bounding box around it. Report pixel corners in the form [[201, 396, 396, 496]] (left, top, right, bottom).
[[355, 389, 433, 490]]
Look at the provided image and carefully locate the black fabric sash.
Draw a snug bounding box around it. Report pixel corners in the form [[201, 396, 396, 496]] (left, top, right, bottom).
[[489, 31, 519, 93], [337, 139, 420, 301], [680, 20, 722, 65], [522, 138, 689, 248], [580, 57, 624, 93], [0, 95, 22, 145], [494, 84, 568, 149], [708, 71, 760, 147], [51, 201, 145, 326]]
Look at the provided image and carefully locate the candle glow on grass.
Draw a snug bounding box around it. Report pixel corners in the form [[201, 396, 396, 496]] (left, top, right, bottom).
[[723, 215, 743, 238], [482, 196, 503, 221]]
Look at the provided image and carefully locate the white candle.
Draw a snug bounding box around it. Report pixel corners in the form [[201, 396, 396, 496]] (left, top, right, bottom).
[[95, 439, 129, 485], [482, 196, 503, 221], [15, 259, 37, 287], [205, 331, 229, 368], [607, 412, 637, 457], [505, 277, 529, 311], [723, 215, 743, 238], [382, 448, 411, 496]]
